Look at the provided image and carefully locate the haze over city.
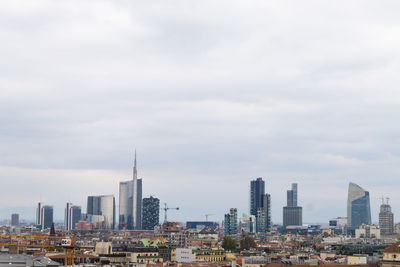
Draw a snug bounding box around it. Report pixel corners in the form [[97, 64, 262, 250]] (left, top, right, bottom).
[[2, 0, 400, 225]]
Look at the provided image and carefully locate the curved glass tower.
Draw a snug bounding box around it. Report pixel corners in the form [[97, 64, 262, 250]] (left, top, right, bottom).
[[347, 182, 371, 229]]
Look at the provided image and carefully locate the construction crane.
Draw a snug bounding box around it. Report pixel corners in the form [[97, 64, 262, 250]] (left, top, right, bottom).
[[0, 234, 76, 267], [205, 214, 214, 221], [163, 203, 179, 223]]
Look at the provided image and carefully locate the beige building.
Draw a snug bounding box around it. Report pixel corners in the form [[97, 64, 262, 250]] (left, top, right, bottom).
[[382, 243, 400, 267]]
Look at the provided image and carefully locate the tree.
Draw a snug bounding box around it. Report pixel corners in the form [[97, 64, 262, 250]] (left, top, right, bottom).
[[240, 236, 256, 250], [222, 236, 237, 251]]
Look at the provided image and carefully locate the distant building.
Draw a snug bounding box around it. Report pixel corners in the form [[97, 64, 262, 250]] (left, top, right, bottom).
[[186, 221, 218, 229], [41, 205, 53, 229], [240, 214, 256, 233], [224, 208, 238, 236], [176, 248, 195, 263], [36, 202, 43, 226], [11, 214, 19, 226], [382, 242, 400, 267], [142, 196, 160, 230], [355, 224, 380, 239], [119, 152, 142, 230], [65, 203, 82, 231], [379, 200, 394, 236], [75, 220, 93, 231], [347, 182, 371, 230], [283, 183, 302, 228], [256, 193, 271, 232], [87, 195, 115, 229], [250, 178, 265, 216]]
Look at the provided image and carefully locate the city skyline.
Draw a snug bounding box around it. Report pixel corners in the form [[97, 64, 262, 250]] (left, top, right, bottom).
[[1, 1, 400, 224]]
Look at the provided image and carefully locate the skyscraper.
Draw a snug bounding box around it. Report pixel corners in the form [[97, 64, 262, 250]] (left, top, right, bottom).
[[142, 196, 160, 230], [65, 203, 82, 231], [379, 198, 394, 236], [250, 178, 265, 216], [11, 214, 19, 226], [347, 182, 371, 230], [41, 205, 53, 230], [224, 208, 238, 236], [119, 151, 142, 229], [87, 195, 115, 229], [256, 194, 271, 232], [283, 183, 302, 228], [36, 202, 43, 227]]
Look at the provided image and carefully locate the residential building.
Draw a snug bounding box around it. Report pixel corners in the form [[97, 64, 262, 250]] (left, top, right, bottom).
[[241, 214, 256, 233], [379, 199, 394, 236], [283, 183, 302, 228], [224, 208, 238, 236], [347, 182, 371, 230], [87, 195, 115, 229], [250, 178, 265, 216], [142, 196, 160, 230], [11, 214, 19, 226], [256, 193, 271, 232], [382, 242, 400, 267], [176, 248, 196, 263], [355, 224, 381, 239]]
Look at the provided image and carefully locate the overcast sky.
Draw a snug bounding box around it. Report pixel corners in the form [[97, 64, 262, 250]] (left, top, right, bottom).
[[1, 1, 400, 224]]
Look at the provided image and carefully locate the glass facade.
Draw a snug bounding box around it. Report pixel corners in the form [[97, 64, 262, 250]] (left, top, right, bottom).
[[347, 182, 371, 229]]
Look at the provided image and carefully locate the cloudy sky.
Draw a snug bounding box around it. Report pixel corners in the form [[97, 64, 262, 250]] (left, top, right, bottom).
[[1, 1, 400, 224]]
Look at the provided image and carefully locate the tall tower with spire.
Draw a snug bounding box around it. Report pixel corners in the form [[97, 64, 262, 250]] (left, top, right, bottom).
[[119, 150, 142, 230]]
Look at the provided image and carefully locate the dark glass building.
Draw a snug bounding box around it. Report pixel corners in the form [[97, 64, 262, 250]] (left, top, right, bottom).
[[347, 182, 371, 230], [41, 205, 53, 229], [250, 178, 265, 216], [142, 196, 160, 230]]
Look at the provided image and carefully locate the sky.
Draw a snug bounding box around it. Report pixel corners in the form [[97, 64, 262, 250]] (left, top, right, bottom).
[[1, 0, 400, 224]]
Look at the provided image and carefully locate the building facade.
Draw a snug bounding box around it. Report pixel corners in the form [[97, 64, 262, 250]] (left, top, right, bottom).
[[142, 196, 160, 230], [347, 182, 371, 230], [224, 208, 238, 236], [283, 183, 302, 228]]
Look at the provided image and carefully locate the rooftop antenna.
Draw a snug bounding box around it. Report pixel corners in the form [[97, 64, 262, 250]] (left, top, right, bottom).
[[386, 197, 390, 205]]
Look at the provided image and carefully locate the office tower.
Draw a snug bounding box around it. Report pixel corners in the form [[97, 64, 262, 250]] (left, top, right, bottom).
[[11, 214, 19, 226], [142, 196, 160, 230], [347, 182, 371, 230], [224, 208, 238, 236], [250, 178, 265, 216], [283, 183, 302, 228], [41, 205, 53, 229], [119, 151, 142, 229], [136, 178, 142, 230], [87, 195, 115, 229], [36, 202, 43, 226], [379, 198, 394, 236], [256, 193, 271, 232], [65, 203, 82, 231]]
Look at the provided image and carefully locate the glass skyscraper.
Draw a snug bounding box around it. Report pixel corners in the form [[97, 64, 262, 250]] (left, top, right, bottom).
[[250, 178, 265, 216], [283, 183, 302, 228], [347, 182, 371, 229]]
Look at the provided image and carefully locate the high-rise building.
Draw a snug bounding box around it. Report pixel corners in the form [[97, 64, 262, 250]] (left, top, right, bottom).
[[41, 205, 53, 229], [224, 208, 238, 236], [119, 151, 142, 229], [87, 195, 115, 229], [65, 203, 82, 231], [283, 183, 302, 228], [142, 196, 160, 230], [11, 214, 19, 226], [379, 199, 394, 236], [347, 182, 371, 230], [240, 214, 256, 233], [256, 194, 271, 232], [36, 202, 43, 226], [250, 178, 265, 216]]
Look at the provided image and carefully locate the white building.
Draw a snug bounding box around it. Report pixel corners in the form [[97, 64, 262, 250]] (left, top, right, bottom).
[[176, 248, 195, 263], [355, 224, 381, 239]]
